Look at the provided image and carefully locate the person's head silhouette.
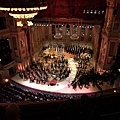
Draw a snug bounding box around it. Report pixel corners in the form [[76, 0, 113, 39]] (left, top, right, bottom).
[[6, 103, 20, 120]]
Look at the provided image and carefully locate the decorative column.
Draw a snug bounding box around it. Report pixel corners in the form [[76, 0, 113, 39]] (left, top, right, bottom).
[[85, 25, 89, 42], [97, 0, 117, 71], [29, 26, 34, 56], [62, 24, 66, 41], [78, 25, 81, 36], [70, 24, 73, 36], [104, 0, 116, 33], [62, 24, 66, 35]]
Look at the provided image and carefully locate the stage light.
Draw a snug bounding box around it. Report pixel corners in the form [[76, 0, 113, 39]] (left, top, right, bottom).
[[114, 90, 116, 93], [4, 78, 9, 83]]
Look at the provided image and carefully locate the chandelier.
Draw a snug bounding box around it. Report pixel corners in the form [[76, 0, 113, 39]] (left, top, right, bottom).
[[0, 0, 47, 26], [54, 33, 62, 39], [70, 34, 79, 40]]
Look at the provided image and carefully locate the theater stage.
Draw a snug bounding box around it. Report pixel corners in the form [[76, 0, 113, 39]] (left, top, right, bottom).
[[11, 56, 113, 94]]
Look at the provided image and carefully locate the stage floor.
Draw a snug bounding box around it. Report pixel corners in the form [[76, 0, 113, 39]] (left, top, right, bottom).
[[11, 51, 113, 94], [11, 74, 113, 94]]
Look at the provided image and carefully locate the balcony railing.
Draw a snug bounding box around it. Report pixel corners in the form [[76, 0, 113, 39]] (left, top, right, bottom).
[[2, 60, 16, 70]]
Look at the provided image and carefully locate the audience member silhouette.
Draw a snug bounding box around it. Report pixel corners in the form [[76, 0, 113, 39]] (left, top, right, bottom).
[[57, 99, 80, 120], [80, 94, 101, 120], [5, 103, 20, 120]]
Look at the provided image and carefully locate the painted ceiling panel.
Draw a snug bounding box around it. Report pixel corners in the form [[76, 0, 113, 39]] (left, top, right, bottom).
[[35, 0, 106, 20]]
